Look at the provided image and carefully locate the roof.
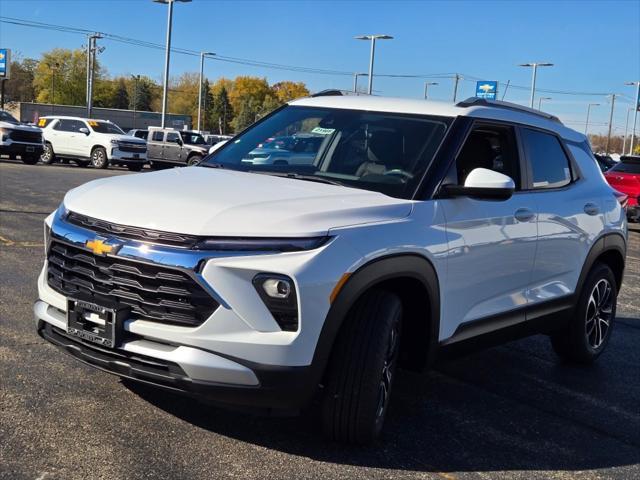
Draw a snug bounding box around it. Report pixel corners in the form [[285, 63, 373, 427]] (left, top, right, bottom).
[[40, 115, 111, 122], [289, 94, 586, 143]]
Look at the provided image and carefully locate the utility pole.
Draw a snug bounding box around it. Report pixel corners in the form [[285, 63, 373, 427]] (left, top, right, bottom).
[[86, 34, 91, 108], [605, 94, 617, 155], [585, 103, 600, 135], [424, 81, 438, 100], [131, 75, 140, 129], [50, 62, 59, 115], [87, 33, 103, 118], [623, 107, 633, 155], [452, 74, 461, 103], [0, 79, 5, 110], [626, 81, 640, 154]]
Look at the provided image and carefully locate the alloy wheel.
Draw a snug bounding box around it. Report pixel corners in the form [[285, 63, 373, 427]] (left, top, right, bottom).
[[585, 279, 613, 349], [376, 321, 400, 420]]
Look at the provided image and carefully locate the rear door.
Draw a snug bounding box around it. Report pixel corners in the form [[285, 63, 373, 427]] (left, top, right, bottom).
[[50, 119, 79, 156], [440, 122, 539, 338], [147, 130, 164, 161]]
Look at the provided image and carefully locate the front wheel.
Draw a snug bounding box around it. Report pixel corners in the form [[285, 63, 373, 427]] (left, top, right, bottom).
[[550, 262, 617, 364], [187, 155, 202, 166], [91, 147, 109, 169], [40, 143, 55, 164], [321, 290, 403, 444]]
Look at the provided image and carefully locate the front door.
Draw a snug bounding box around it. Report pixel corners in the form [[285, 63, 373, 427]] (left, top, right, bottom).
[[439, 123, 539, 340], [163, 132, 182, 163]]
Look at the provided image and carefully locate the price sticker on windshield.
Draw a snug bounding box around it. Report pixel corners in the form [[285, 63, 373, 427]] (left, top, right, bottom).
[[37, 118, 47, 127], [311, 127, 335, 135], [88, 120, 99, 127]]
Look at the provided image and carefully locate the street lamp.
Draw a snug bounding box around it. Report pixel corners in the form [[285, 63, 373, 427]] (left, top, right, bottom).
[[131, 75, 140, 129], [154, 0, 192, 128], [623, 106, 634, 155], [354, 34, 393, 95], [538, 96, 551, 110], [424, 81, 438, 100], [585, 103, 600, 135], [625, 81, 640, 154], [519, 62, 553, 108], [352, 72, 368, 93], [197, 51, 215, 132], [50, 62, 60, 115]]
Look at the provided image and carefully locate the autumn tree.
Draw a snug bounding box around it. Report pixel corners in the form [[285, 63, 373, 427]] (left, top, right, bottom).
[[227, 76, 271, 114], [211, 84, 233, 134], [271, 81, 309, 103], [129, 76, 155, 112]]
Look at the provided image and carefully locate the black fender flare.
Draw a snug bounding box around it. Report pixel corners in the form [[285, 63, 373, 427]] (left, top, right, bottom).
[[309, 253, 441, 384], [576, 232, 626, 295]]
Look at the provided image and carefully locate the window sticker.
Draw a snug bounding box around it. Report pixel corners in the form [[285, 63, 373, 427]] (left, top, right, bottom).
[[37, 118, 47, 127], [88, 120, 99, 127], [311, 127, 335, 135]]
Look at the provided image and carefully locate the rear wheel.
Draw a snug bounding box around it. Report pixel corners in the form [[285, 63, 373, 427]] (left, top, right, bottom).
[[321, 289, 402, 444], [550, 262, 617, 364], [91, 147, 109, 169], [40, 143, 55, 164], [21, 154, 39, 165]]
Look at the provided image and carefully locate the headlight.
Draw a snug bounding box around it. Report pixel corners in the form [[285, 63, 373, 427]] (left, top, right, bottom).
[[253, 273, 298, 331], [110, 139, 120, 145], [0, 127, 9, 141], [193, 236, 330, 252]]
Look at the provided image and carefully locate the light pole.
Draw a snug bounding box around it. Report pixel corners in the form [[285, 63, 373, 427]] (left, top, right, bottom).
[[352, 72, 367, 93], [424, 81, 438, 100], [626, 81, 640, 154], [50, 62, 59, 115], [354, 34, 393, 95], [519, 62, 553, 108], [154, 0, 192, 128], [622, 107, 634, 155], [585, 103, 600, 135], [131, 75, 140, 129], [605, 94, 618, 155], [87, 33, 104, 118], [538, 96, 552, 110], [197, 51, 215, 132]]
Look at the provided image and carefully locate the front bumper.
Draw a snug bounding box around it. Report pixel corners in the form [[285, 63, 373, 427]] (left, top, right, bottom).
[[109, 147, 147, 163], [0, 141, 44, 156]]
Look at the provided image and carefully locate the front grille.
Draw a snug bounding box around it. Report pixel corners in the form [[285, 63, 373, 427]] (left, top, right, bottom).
[[9, 129, 42, 143], [66, 211, 200, 248], [118, 142, 147, 153], [47, 240, 219, 327]]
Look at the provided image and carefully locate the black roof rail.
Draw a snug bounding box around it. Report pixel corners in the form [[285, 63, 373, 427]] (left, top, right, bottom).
[[456, 97, 562, 124], [311, 89, 344, 97]]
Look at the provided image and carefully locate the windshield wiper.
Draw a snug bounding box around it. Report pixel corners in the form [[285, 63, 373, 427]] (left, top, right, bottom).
[[200, 162, 225, 169], [250, 171, 344, 186]]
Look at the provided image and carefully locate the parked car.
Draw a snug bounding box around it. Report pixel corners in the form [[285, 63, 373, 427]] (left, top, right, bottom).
[[146, 127, 210, 168], [35, 94, 627, 444], [242, 133, 326, 165], [204, 133, 233, 147], [127, 129, 149, 140], [39, 116, 147, 170], [604, 155, 640, 221], [0, 110, 44, 164], [594, 153, 617, 172]]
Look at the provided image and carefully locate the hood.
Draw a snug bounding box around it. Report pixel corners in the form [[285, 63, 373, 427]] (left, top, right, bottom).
[[186, 143, 210, 153], [111, 134, 146, 144], [63, 167, 413, 237], [0, 120, 41, 132]]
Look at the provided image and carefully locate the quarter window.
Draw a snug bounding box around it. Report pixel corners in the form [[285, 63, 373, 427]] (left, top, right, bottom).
[[522, 128, 572, 189]]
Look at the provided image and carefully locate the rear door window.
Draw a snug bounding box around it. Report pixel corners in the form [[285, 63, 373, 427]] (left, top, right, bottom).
[[151, 131, 164, 142], [521, 128, 572, 189]]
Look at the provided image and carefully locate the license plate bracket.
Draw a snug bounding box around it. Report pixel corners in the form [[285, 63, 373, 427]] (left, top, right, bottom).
[[26, 146, 35, 152], [66, 299, 128, 348]]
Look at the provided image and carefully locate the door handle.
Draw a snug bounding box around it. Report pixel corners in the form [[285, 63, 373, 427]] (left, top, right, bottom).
[[584, 203, 600, 216], [514, 208, 535, 223]]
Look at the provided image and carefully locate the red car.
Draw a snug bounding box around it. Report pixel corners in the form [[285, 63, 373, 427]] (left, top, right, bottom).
[[604, 155, 640, 222]]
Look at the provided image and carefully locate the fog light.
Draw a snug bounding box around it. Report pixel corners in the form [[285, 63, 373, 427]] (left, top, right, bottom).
[[262, 278, 291, 299]]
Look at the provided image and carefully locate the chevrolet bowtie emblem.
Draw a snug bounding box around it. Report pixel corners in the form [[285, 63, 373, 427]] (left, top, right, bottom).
[[86, 239, 114, 256]]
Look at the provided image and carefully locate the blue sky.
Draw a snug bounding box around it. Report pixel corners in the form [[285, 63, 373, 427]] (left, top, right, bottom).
[[0, 0, 638, 134]]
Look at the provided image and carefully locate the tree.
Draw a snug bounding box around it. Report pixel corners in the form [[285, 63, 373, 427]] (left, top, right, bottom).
[[258, 94, 281, 119], [271, 81, 309, 103], [33, 48, 103, 106], [201, 78, 214, 131], [129, 76, 154, 112], [211, 85, 232, 134], [232, 97, 262, 133], [227, 76, 270, 114], [168, 72, 200, 120], [112, 77, 129, 109], [4, 56, 37, 103]]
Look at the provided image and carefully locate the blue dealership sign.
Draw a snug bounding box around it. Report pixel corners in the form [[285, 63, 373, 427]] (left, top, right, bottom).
[[476, 81, 498, 100], [0, 49, 10, 79]]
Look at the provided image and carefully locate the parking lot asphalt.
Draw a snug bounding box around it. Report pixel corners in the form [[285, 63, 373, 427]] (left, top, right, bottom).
[[1, 160, 639, 480]]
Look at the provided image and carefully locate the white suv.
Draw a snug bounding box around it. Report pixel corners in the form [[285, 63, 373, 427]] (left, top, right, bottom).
[[34, 94, 627, 444], [39, 116, 147, 170]]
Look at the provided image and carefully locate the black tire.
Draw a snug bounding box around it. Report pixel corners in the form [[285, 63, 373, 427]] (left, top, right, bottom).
[[550, 262, 617, 364], [149, 161, 163, 170], [91, 147, 109, 169], [127, 163, 144, 172], [75, 160, 90, 168], [187, 155, 202, 166], [321, 289, 403, 444], [21, 155, 39, 165], [41, 143, 55, 164]]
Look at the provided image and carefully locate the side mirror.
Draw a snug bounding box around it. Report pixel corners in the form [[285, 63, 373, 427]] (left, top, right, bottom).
[[441, 168, 515, 200], [79, 127, 90, 135], [208, 140, 228, 154]]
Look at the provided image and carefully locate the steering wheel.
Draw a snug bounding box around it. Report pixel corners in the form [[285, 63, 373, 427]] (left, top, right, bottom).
[[384, 169, 414, 180]]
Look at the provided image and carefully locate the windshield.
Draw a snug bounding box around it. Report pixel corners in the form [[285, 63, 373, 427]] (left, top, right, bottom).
[[90, 121, 125, 135], [181, 132, 206, 145], [201, 106, 451, 199], [610, 161, 640, 174], [0, 111, 20, 124]]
